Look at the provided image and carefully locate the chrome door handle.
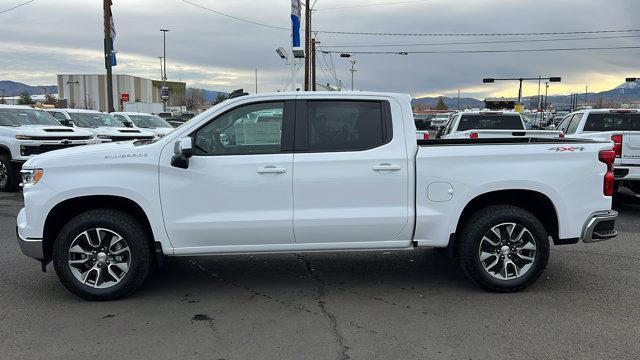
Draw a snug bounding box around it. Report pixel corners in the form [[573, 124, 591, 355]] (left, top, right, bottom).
[[372, 163, 401, 171], [257, 166, 287, 174]]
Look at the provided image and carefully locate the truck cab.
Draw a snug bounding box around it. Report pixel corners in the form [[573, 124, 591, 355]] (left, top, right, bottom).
[[560, 109, 640, 192]]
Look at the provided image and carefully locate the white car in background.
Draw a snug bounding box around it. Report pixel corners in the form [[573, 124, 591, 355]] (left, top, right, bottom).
[[0, 105, 95, 191], [111, 112, 175, 139], [45, 109, 155, 143]]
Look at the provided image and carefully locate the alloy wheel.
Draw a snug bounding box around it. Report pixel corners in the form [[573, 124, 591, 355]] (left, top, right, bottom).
[[478, 222, 537, 280]]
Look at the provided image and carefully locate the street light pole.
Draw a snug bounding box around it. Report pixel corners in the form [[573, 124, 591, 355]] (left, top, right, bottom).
[[158, 56, 163, 80], [584, 85, 588, 108], [483, 76, 561, 110], [457, 89, 461, 110], [544, 82, 549, 110]]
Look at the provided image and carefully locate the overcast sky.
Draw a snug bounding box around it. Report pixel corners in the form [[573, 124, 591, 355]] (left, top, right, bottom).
[[1, 0, 639, 98]]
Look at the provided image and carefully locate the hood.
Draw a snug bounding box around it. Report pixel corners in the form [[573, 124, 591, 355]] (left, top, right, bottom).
[[23, 140, 157, 169], [148, 127, 174, 137], [3, 125, 94, 138], [80, 126, 156, 137]]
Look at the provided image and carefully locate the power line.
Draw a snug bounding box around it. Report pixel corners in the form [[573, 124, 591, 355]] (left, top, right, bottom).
[[0, 0, 35, 15], [180, 0, 288, 30], [315, 0, 431, 11], [315, 29, 640, 37], [322, 45, 640, 55], [322, 34, 640, 48]]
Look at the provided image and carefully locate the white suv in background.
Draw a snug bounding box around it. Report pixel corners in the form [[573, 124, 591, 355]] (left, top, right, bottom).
[[110, 112, 175, 139], [45, 109, 155, 143], [0, 105, 95, 191]]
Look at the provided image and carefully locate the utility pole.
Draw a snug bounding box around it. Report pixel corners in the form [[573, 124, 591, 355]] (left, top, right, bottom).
[[544, 82, 549, 110], [103, 0, 114, 113], [255, 68, 258, 93], [160, 29, 169, 111], [349, 59, 357, 91], [457, 89, 461, 110], [584, 85, 588, 108], [303, 0, 312, 91], [311, 38, 317, 91]]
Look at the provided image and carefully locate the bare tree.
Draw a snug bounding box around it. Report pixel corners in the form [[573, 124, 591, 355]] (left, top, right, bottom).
[[183, 88, 206, 110], [82, 95, 96, 110]]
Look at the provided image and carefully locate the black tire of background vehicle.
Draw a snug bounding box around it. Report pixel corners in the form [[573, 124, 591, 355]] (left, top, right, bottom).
[[53, 209, 152, 300], [0, 154, 19, 192], [457, 205, 550, 292]]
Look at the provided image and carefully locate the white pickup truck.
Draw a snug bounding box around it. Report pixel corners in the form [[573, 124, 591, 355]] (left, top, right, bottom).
[[0, 105, 96, 191], [439, 111, 563, 139], [45, 109, 156, 142], [558, 109, 640, 193], [16, 92, 618, 300]]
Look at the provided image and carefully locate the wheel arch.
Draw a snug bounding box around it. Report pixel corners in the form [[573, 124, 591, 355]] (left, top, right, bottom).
[[0, 144, 11, 156], [454, 189, 560, 245], [42, 195, 155, 261]]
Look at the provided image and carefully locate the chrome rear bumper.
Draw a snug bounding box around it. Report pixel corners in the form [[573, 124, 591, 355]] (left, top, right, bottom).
[[581, 210, 618, 243]]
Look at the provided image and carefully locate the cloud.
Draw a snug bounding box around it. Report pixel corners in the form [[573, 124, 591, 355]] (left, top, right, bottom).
[[1, 0, 639, 98]]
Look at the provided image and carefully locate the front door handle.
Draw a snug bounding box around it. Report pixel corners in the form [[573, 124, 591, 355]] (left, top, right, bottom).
[[257, 166, 287, 174], [372, 163, 401, 171]]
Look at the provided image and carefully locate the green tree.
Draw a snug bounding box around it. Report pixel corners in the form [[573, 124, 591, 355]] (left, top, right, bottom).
[[44, 93, 57, 105], [435, 96, 448, 110], [17, 91, 34, 105], [213, 93, 229, 105]]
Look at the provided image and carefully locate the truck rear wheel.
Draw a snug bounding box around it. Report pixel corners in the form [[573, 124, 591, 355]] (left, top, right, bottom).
[[457, 205, 549, 292], [52, 209, 152, 300], [0, 155, 19, 192]]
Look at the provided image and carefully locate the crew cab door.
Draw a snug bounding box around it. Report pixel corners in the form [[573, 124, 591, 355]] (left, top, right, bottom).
[[292, 98, 411, 246], [159, 100, 296, 251]]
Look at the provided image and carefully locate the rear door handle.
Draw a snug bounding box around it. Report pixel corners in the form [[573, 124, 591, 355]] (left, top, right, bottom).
[[372, 163, 401, 171], [257, 166, 287, 174]]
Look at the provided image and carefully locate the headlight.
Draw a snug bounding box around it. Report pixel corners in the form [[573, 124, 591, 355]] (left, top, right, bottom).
[[20, 168, 44, 187], [156, 134, 165, 139], [15, 135, 34, 140]]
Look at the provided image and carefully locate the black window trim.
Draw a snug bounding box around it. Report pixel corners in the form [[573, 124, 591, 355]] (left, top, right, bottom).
[[294, 99, 393, 153], [188, 99, 295, 157]]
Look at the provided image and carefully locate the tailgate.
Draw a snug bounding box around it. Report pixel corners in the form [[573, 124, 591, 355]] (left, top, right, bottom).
[[456, 129, 563, 139], [622, 131, 640, 165]]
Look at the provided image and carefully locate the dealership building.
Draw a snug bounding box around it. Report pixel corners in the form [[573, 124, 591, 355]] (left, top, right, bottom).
[[56, 74, 186, 112]]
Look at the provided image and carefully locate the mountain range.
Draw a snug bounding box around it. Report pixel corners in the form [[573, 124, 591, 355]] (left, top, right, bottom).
[[2, 79, 639, 110]]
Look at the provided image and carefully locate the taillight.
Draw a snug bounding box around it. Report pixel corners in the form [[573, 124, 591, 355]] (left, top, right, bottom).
[[469, 132, 479, 139], [599, 149, 616, 196], [559, 133, 565, 139], [611, 134, 622, 158], [422, 133, 430, 140]]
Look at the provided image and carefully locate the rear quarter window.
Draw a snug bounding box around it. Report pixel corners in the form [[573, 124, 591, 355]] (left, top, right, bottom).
[[583, 113, 640, 131], [457, 114, 524, 132]]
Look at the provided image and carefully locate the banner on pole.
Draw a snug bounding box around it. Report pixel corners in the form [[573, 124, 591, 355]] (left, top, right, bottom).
[[291, 0, 301, 48]]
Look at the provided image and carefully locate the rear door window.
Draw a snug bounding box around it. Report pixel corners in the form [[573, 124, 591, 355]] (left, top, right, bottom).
[[456, 114, 524, 131], [583, 113, 640, 131], [306, 101, 390, 152], [566, 114, 582, 134]]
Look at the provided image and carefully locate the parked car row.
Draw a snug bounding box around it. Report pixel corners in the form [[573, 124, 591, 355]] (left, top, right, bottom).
[[0, 105, 176, 191]]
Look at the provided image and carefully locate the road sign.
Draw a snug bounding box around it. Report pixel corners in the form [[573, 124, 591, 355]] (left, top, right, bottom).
[[120, 93, 129, 102], [161, 86, 170, 101]]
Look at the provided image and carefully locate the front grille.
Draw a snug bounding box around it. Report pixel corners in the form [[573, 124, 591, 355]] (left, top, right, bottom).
[[109, 136, 154, 142], [20, 135, 93, 140], [43, 128, 75, 133], [20, 144, 83, 156], [118, 129, 141, 133]]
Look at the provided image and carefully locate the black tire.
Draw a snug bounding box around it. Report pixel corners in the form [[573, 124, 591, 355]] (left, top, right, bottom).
[[457, 205, 550, 292], [0, 154, 19, 192], [53, 209, 152, 300]]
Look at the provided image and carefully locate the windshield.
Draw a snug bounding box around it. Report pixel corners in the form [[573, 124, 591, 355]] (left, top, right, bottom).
[[0, 108, 61, 126], [69, 112, 125, 128], [583, 113, 640, 131], [129, 114, 172, 128], [457, 114, 524, 131]]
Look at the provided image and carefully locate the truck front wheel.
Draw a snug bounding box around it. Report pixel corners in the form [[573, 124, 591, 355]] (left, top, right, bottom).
[[52, 209, 152, 300], [457, 205, 550, 292]]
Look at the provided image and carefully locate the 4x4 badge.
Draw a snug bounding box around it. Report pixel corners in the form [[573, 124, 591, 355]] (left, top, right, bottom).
[[548, 146, 585, 152]]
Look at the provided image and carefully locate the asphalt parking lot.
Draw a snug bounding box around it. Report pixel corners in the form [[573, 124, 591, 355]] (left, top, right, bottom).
[[1, 191, 639, 360]]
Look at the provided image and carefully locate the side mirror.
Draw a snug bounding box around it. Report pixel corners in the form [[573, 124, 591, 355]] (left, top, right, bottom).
[[171, 137, 194, 169]]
